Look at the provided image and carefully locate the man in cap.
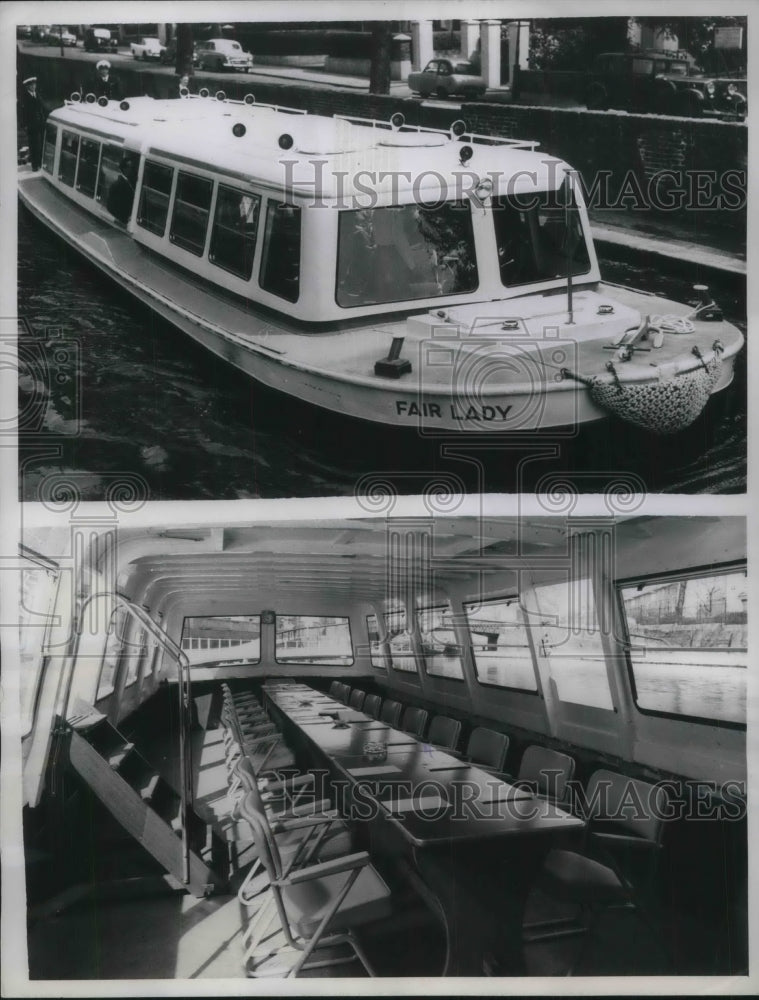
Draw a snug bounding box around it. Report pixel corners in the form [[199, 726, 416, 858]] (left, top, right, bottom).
[[84, 59, 122, 100], [19, 76, 47, 171]]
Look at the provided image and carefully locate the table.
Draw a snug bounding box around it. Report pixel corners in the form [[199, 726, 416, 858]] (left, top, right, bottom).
[[264, 683, 584, 974]]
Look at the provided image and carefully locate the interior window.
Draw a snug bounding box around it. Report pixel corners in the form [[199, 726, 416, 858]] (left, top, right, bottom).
[[170, 171, 213, 255], [336, 201, 478, 306], [366, 614, 385, 668], [632, 58, 654, 74], [75, 138, 101, 198], [58, 130, 79, 187], [41, 124, 56, 174], [209, 185, 260, 279], [259, 202, 301, 302], [528, 577, 614, 710], [493, 186, 591, 287], [383, 606, 417, 673], [417, 605, 464, 680], [19, 560, 59, 736], [275, 615, 353, 665], [98, 606, 129, 700], [619, 567, 747, 725], [181, 615, 261, 667], [137, 160, 174, 237], [464, 596, 537, 690]]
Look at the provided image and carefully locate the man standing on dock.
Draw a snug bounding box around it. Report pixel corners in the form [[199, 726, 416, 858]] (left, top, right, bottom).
[[19, 76, 46, 171]]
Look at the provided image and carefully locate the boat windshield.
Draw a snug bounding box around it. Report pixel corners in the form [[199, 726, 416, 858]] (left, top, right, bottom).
[[336, 201, 478, 307], [493, 190, 591, 288]]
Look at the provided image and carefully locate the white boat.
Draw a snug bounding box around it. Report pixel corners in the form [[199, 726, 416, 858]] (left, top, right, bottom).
[[18, 91, 744, 433]]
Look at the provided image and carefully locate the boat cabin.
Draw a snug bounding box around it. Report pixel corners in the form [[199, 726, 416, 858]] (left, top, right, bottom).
[[13, 512, 748, 982], [39, 94, 599, 324]]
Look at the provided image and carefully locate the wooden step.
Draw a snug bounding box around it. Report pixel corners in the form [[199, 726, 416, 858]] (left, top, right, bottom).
[[107, 742, 135, 769]]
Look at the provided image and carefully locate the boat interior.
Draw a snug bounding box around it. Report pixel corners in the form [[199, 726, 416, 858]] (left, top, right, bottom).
[[15, 512, 748, 983]]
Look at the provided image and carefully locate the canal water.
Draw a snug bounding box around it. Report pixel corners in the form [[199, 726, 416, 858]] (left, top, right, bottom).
[[17, 207, 746, 502]]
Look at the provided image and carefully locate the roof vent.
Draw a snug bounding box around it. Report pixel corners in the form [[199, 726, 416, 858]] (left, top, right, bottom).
[[390, 112, 405, 130], [244, 93, 255, 105], [199, 87, 209, 98], [85, 93, 96, 104], [97, 96, 108, 107], [459, 144, 473, 164], [70, 91, 81, 102], [232, 122, 246, 138], [278, 133, 294, 150], [450, 119, 467, 138], [119, 100, 130, 111], [215, 90, 226, 101]]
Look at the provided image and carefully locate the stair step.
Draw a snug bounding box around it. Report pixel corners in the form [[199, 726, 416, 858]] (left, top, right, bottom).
[[107, 743, 135, 769], [138, 773, 161, 803]]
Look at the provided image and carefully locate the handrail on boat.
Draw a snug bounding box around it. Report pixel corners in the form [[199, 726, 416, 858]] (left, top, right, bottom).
[[334, 112, 539, 150]]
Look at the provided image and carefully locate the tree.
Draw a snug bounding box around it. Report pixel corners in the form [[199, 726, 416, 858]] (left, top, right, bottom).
[[176, 23, 194, 78], [368, 21, 392, 94]]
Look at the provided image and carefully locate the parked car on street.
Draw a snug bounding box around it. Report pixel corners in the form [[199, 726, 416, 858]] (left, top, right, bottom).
[[408, 58, 487, 99], [130, 36, 166, 61], [45, 27, 77, 47], [584, 51, 746, 119], [84, 27, 118, 54], [194, 38, 254, 72]]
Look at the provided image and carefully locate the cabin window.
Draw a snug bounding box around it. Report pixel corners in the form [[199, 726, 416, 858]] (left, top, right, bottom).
[[180, 615, 261, 666], [275, 615, 353, 665], [493, 188, 590, 287], [209, 185, 260, 280], [97, 606, 129, 700], [619, 566, 747, 726], [464, 596, 537, 690], [137, 160, 174, 237], [529, 577, 614, 710], [170, 171, 213, 256], [19, 559, 60, 737], [260, 202, 301, 302], [41, 124, 56, 174], [76, 138, 101, 198], [121, 620, 147, 687], [95, 143, 123, 206], [366, 614, 385, 668], [417, 605, 464, 680], [383, 607, 417, 673], [336, 201, 478, 307], [58, 130, 79, 187]]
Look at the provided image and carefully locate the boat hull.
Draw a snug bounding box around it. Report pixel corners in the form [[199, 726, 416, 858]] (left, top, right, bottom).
[[18, 170, 741, 434]]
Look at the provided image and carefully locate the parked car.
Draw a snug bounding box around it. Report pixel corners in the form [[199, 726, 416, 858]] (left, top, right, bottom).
[[16, 25, 32, 39], [84, 27, 118, 54], [46, 27, 78, 47], [585, 51, 746, 119], [194, 38, 253, 72], [130, 36, 165, 61], [408, 58, 487, 99], [159, 40, 198, 67], [30, 26, 51, 43]]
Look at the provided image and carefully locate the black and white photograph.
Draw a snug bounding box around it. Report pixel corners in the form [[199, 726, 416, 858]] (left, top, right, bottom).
[[1, 0, 755, 995], [12, 1, 748, 498]]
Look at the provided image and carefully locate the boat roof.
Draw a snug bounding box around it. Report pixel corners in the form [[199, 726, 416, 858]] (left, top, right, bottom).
[[49, 95, 571, 204]]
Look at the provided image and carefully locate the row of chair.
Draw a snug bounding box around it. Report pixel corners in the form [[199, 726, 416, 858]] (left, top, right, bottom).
[[328, 682, 577, 803], [219, 683, 393, 978]]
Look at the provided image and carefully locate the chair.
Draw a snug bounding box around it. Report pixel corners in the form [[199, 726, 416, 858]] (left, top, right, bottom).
[[427, 715, 462, 752], [400, 705, 428, 739], [348, 689, 366, 711], [239, 792, 392, 977], [378, 699, 402, 728], [511, 745, 575, 804], [334, 683, 350, 705], [363, 693, 381, 719], [465, 727, 510, 773], [328, 681, 342, 699], [526, 769, 671, 974]]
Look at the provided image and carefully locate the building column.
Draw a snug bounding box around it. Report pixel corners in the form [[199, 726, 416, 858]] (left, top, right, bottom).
[[410, 19, 434, 72], [460, 19, 480, 61], [505, 20, 531, 86], [480, 19, 502, 90]]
